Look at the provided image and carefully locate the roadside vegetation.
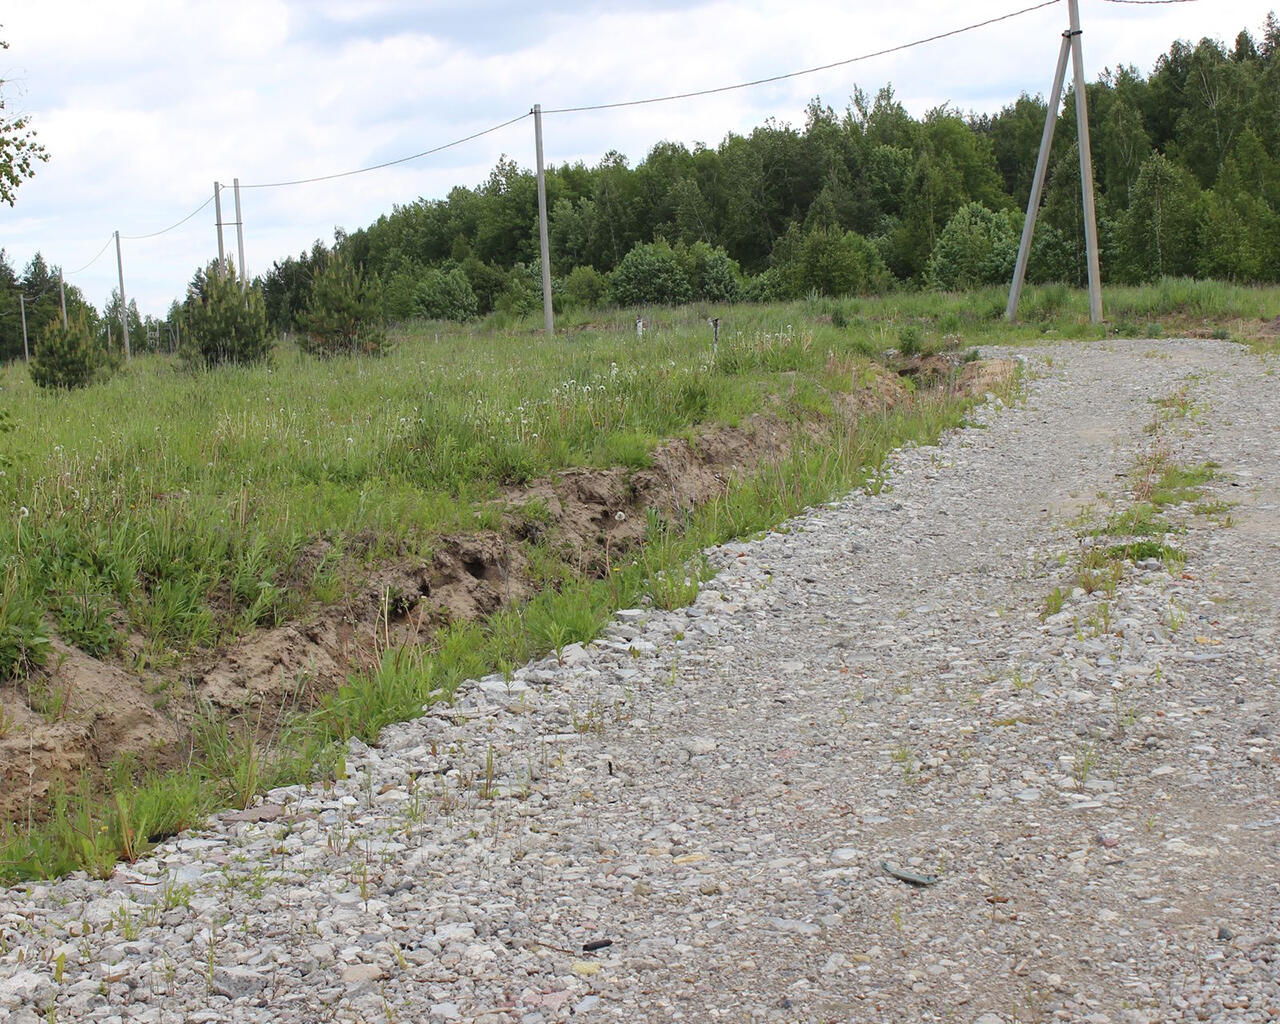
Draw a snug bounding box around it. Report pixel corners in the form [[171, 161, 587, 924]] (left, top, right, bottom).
[[1, 279, 1277, 881], [1, 7, 1278, 880]]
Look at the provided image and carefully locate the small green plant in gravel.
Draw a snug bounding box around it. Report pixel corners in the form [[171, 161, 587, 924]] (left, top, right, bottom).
[[1075, 742, 1098, 789]]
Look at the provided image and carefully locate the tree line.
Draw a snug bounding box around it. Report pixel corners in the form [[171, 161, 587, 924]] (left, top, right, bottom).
[[3, 13, 1279, 361]]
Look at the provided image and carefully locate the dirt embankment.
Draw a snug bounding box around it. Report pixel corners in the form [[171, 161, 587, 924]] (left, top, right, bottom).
[[0, 358, 1013, 824]]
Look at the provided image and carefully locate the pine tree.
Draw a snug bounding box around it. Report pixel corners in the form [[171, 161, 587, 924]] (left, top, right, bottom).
[[29, 311, 106, 390], [184, 263, 273, 367], [299, 253, 387, 356]]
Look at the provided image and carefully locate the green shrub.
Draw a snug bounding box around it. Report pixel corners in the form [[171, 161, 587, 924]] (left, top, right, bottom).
[[299, 253, 388, 356], [414, 265, 478, 321], [183, 263, 273, 368], [770, 225, 890, 299], [382, 265, 421, 321], [494, 262, 541, 318], [563, 265, 609, 310], [611, 241, 692, 307], [742, 268, 782, 303], [1113, 155, 1203, 283], [677, 242, 742, 302], [925, 202, 1022, 291], [29, 312, 108, 390]]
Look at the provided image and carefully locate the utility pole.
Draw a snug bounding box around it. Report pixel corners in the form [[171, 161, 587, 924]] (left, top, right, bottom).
[[233, 177, 247, 289], [533, 104, 554, 337], [1007, 0, 1103, 324], [59, 270, 68, 328], [1007, 33, 1071, 322], [114, 231, 131, 360], [19, 294, 28, 363], [1068, 0, 1103, 324], [214, 181, 226, 277]]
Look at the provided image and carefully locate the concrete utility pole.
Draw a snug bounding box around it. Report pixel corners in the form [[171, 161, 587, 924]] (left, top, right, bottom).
[[114, 231, 131, 360], [1007, 33, 1071, 322], [59, 270, 68, 328], [533, 104, 554, 337], [1068, 0, 1103, 324], [19, 294, 28, 363], [233, 177, 247, 289], [1007, 0, 1103, 324], [214, 181, 226, 277]]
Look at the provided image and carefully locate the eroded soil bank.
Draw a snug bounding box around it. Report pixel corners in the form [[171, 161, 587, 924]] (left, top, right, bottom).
[[0, 358, 1013, 825]]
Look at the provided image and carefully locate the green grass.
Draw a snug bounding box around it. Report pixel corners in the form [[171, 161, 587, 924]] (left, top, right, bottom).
[[0, 309, 892, 668]]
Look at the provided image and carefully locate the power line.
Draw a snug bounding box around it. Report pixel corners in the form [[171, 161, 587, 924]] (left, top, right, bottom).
[[64, 235, 115, 277], [238, 111, 532, 190], [543, 0, 1064, 115], [121, 194, 215, 241]]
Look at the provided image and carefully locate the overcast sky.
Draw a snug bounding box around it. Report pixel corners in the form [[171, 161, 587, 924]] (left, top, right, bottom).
[[2, 0, 1274, 315]]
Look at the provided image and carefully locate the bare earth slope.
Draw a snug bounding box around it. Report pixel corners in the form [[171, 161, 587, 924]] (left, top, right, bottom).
[[1, 338, 1277, 1024]]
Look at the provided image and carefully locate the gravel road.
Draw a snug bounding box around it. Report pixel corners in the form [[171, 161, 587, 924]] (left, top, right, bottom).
[[2, 338, 1278, 1024]]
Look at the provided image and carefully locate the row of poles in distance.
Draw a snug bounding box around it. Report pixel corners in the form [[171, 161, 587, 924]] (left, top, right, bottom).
[[16, 231, 132, 363], [20, 0, 1101, 365], [149, 2, 1102, 343]]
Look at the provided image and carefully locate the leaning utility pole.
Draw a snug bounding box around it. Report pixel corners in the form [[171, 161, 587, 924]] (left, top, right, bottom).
[[1007, 0, 1103, 324], [114, 231, 131, 360], [214, 181, 227, 277], [233, 177, 247, 289], [533, 104, 554, 337], [58, 270, 68, 328]]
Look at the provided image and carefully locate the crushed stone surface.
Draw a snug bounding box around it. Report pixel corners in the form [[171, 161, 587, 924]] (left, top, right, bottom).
[[2, 337, 1278, 1023]]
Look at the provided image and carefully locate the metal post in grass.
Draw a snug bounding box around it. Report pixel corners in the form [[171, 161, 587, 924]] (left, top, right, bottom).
[[710, 316, 720, 361], [114, 231, 131, 361], [1068, 0, 1103, 324], [214, 181, 226, 277], [533, 104, 554, 337], [1007, 32, 1070, 322], [233, 177, 247, 291], [19, 293, 28, 363]]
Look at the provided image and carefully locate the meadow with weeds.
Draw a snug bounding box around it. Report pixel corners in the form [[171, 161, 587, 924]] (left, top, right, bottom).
[[1, 280, 1277, 880]]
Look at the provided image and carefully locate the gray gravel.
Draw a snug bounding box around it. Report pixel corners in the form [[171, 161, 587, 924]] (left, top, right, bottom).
[[2, 337, 1278, 1024]]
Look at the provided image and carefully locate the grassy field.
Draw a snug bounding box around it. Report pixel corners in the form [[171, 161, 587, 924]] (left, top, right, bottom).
[[1, 278, 1277, 880]]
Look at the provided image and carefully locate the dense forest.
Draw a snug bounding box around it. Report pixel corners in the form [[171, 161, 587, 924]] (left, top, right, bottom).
[[3, 14, 1279, 358]]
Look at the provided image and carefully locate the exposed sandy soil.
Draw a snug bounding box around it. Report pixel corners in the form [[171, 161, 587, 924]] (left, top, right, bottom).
[[0, 357, 1013, 825]]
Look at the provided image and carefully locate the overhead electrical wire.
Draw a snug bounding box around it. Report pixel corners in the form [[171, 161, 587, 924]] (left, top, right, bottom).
[[543, 0, 1065, 115], [238, 111, 532, 189], [63, 235, 114, 277], [121, 194, 215, 240]]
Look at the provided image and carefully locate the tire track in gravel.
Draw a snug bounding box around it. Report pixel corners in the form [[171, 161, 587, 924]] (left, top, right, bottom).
[[1, 339, 1276, 1024]]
